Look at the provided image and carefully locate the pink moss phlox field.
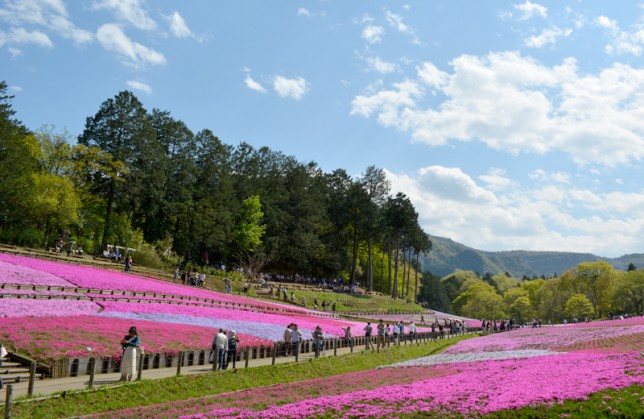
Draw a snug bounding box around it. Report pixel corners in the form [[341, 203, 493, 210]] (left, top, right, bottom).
[[444, 322, 644, 354], [0, 315, 267, 359], [0, 260, 75, 287], [0, 298, 100, 318], [0, 253, 311, 314], [91, 366, 457, 418], [182, 352, 643, 418]]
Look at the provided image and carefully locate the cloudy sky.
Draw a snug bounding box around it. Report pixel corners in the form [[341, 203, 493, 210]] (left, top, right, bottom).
[[2, 1, 644, 258]]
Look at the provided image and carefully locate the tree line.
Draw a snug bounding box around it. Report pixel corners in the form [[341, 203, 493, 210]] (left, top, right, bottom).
[[0, 83, 430, 299], [419, 261, 643, 321]]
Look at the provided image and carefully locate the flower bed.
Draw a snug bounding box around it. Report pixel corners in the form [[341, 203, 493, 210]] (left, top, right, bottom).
[[96, 316, 644, 418], [0, 253, 369, 364], [0, 315, 269, 360]]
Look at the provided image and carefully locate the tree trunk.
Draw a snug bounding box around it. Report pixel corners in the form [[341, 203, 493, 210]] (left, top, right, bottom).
[[387, 237, 392, 295], [414, 251, 420, 303], [401, 249, 407, 299], [380, 243, 386, 294], [392, 235, 399, 299], [100, 181, 116, 253], [350, 221, 358, 287], [406, 248, 412, 300], [367, 238, 373, 292]]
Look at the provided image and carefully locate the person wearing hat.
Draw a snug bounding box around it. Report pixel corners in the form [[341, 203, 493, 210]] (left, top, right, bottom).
[[120, 326, 140, 382]]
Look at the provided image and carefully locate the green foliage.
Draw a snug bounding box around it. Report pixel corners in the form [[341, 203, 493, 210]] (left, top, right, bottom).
[[564, 293, 595, 320], [611, 270, 644, 315], [232, 195, 266, 255]]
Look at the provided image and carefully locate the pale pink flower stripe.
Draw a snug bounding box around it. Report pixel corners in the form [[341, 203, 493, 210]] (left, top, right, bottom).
[[98, 301, 366, 338], [444, 322, 644, 355], [0, 298, 100, 318], [183, 352, 643, 418], [0, 260, 75, 287]]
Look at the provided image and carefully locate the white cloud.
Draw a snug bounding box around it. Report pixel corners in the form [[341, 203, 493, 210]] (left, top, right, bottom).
[[351, 79, 422, 127], [0, 0, 92, 46], [273, 76, 309, 100], [513, 1, 548, 20], [8, 47, 21, 57], [126, 80, 152, 95], [92, 0, 156, 30], [351, 52, 644, 167], [597, 16, 618, 32], [529, 169, 571, 183], [165, 11, 191, 38], [417, 62, 449, 88], [367, 56, 397, 74], [244, 74, 267, 93], [0, 27, 53, 48], [362, 25, 384, 44], [297, 8, 310, 17], [9, 84, 22, 92], [96, 24, 166, 68], [479, 168, 514, 191], [524, 26, 572, 48], [385, 166, 644, 257], [596, 15, 644, 56], [385, 10, 409, 33]]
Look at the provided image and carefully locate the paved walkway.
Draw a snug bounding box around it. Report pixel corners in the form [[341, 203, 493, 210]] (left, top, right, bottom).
[[4, 339, 434, 401]]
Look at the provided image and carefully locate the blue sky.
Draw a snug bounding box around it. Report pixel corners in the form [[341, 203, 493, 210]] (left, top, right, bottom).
[[2, 1, 644, 258]]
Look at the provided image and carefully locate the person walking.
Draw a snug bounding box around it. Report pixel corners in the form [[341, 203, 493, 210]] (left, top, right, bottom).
[[120, 326, 140, 382], [124, 255, 133, 272], [342, 326, 353, 349], [364, 322, 373, 351], [224, 330, 239, 369], [377, 319, 386, 350]]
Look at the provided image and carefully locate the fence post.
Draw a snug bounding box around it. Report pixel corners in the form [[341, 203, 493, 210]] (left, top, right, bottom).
[[272, 343, 277, 365], [4, 385, 12, 419], [88, 358, 96, 389], [244, 348, 250, 369], [212, 348, 218, 371], [28, 361, 36, 397], [137, 352, 144, 381], [176, 352, 183, 376], [294, 342, 299, 362], [333, 338, 338, 357]]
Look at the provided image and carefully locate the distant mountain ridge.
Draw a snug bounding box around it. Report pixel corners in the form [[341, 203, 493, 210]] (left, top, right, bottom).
[[422, 235, 644, 278]]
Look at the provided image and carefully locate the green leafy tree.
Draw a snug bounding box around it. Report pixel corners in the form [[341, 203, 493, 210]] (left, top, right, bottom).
[[419, 271, 452, 312], [384, 193, 418, 299], [78, 90, 155, 251], [564, 294, 594, 320], [360, 166, 390, 292], [232, 195, 266, 255], [510, 296, 532, 323], [0, 81, 37, 237], [611, 271, 644, 315]]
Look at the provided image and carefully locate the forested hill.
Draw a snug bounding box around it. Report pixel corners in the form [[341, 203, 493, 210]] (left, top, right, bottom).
[[422, 235, 644, 278]]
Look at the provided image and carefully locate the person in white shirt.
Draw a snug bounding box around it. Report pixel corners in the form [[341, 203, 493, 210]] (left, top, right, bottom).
[[212, 329, 228, 370], [409, 321, 417, 341]]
